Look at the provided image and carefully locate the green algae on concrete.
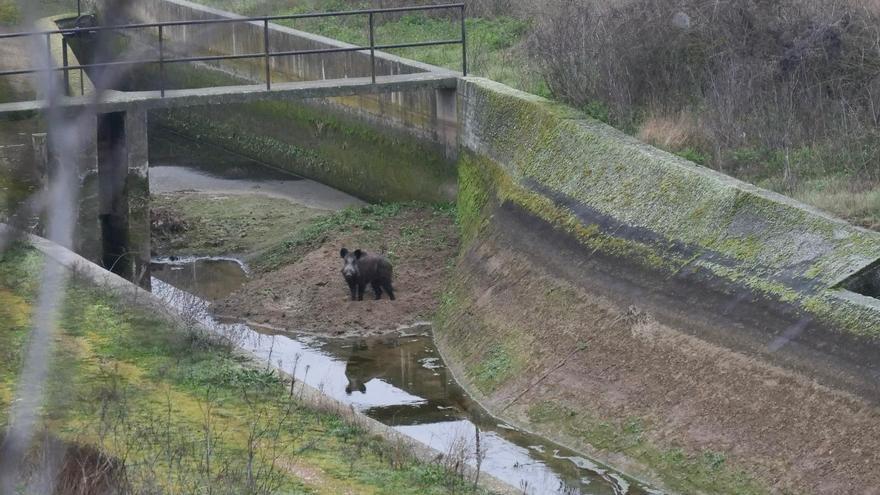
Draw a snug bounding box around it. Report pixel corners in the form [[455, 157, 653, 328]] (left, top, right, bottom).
[[159, 101, 455, 204], [456, 77, 880, 339], [140, 61, 456, 204]]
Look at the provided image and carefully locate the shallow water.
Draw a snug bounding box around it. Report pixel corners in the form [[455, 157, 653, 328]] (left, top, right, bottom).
[[151, 259, 663, 495], [151, 256, 248, 301]]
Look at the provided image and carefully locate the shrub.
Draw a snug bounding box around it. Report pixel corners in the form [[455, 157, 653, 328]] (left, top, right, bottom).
[[528, 0, 880, 184]]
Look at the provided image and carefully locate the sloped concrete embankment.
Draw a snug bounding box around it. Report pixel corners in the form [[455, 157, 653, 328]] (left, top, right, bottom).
[[97, 0, 458, 203], [436, 78, 880, 494]]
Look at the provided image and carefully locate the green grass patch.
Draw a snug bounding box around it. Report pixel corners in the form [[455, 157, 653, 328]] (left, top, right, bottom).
[[527, 402, 768, 495], [0, 1, 19, 25], [152, 192, 330, 260], [254, 202, 401, 271], [0, 0, 79, 24], [472, 345, 513, 393], [192, 0, 541, 94]]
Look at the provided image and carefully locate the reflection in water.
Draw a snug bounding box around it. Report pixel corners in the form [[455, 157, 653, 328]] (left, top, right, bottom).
[[151, 257, 248, 301], [151, 263, 662, 495]]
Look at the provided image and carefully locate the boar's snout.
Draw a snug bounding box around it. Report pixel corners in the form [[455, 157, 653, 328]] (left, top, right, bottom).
[[340, 247, 361, 280]]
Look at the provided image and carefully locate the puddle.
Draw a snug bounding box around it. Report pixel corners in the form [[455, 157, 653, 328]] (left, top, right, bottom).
[[151, 256, 248, 302], [151, 260, 663, 495]]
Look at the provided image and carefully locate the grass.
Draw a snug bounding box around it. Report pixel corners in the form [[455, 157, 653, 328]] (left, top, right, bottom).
[[791, 179, 880, 230], [192, 0, 545, 96], [252, 201, 453, 272], [472, 345, 513, 393], [0, 1, 19, 25], [0, 0, 79, 24], [526, 402, 769, 495], [151, 193, 330, 260], [0, 244, 491, 494]]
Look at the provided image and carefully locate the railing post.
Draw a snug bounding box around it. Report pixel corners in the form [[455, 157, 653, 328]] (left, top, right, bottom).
[[264, 18, 271, 90], [460, 4, 468, 76], [45, 33, 52, 85], [158, 24, 165, 97], [369, 12, 376, 84], [61, 37, 70, 96], [77, 0, 81, 18]]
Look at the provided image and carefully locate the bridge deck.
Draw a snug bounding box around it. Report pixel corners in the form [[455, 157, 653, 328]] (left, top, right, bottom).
[[0, 72, 459, 115]]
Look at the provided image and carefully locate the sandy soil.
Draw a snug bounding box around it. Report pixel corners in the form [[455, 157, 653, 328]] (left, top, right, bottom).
[[215, 207, 459, 337]]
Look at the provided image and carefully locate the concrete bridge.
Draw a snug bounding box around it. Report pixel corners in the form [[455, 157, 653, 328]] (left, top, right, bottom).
[[0, 2, 465, 287]]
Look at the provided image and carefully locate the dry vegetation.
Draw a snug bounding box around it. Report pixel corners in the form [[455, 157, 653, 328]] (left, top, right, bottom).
[[186, 0, 880, 229], [525, 0, 880, 227]]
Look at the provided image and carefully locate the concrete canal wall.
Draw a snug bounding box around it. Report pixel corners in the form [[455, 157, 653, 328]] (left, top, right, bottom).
[[435, 77, 880, 494]]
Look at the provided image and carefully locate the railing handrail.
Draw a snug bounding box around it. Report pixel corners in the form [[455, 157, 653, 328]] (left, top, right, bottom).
[[0, 3, 466, 40], [0, 2, 467, 99]]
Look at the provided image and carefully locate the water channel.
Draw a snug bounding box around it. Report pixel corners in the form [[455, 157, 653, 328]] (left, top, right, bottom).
[[148, 131, 664, 495]]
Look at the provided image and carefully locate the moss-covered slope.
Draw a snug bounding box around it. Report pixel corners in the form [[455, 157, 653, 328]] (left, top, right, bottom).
[[457, 77, 880, 339]]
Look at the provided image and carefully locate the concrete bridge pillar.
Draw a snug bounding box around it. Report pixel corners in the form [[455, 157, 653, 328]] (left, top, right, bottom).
[[97, 108, 151, 289]]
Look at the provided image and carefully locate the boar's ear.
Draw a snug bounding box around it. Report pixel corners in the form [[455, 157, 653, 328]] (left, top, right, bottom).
[[340, 248, 348, 258], [354, 249, 363, 259]]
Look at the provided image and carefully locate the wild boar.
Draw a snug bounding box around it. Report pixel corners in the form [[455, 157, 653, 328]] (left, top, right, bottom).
[[340, 248, 395, 301]]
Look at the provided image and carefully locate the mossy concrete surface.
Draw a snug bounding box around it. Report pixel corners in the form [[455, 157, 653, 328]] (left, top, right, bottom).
[[437, 158, 880, 494], [156, 97, 457, 204], [433, 77, 880, 494], [457, 77, 880, 340]]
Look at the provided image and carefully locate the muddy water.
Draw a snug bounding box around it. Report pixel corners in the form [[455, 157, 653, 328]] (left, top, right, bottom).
[[151, 256, 249, 301], [151, 259, 663, 495]]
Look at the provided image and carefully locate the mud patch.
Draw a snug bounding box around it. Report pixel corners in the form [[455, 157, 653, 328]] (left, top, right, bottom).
[[216, 206, 458, 337]]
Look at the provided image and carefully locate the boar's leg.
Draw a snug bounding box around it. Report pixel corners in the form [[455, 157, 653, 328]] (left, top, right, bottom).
[[371, 281, 383, 300], [383, 281, 395, 301], [357, 282, 366, 301], [347, 280, 357, 301]]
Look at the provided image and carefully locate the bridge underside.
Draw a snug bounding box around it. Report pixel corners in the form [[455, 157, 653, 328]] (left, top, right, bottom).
[[5, 72, 459, 288], [0, 73, 458, 116]]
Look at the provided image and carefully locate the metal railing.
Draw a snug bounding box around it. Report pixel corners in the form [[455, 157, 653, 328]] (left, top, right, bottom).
[[0, 3, 466, 98]]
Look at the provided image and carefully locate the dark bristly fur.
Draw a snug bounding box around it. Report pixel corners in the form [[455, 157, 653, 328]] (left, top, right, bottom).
[[340, 248, 395, 301]]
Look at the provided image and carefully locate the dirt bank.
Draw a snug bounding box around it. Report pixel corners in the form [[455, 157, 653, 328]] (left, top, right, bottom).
[[436, 205, 880, 495], [151, 193, 459, 337], [215, 205, 459, 337]]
